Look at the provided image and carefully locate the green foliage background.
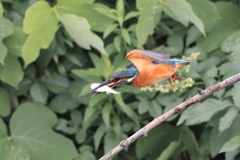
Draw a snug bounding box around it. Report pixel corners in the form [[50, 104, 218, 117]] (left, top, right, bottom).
[[0, 0, 240, 159]]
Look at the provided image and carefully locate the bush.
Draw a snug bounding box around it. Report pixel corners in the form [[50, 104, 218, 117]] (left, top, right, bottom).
[[0, 0, 240, 159]]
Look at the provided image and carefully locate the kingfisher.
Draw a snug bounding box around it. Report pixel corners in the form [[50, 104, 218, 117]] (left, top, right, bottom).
[[91, 49, 190, 96]]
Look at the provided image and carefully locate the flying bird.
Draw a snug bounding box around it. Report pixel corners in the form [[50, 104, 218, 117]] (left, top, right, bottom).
[[91, 49, 190, 96]]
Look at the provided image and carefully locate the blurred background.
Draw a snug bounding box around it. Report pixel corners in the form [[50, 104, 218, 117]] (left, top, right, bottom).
[[0, 0, 240, 159]]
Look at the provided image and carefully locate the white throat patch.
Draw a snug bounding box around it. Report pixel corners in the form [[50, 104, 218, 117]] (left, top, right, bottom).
[[127, 74, 137, 82]]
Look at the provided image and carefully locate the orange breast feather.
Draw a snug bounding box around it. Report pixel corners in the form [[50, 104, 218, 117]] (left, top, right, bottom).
[[131, 63, 176, 87]]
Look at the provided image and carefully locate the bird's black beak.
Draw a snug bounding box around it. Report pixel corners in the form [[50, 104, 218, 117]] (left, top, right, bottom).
[[91, 79, 110, 92], [91, 79, 120, 92]]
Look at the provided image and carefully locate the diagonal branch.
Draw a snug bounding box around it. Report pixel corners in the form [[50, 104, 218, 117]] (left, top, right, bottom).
[[99, 73, 240, 160]]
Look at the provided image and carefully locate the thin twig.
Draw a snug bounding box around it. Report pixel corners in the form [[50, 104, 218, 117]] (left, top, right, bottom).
[[99, 73, 240, 160]]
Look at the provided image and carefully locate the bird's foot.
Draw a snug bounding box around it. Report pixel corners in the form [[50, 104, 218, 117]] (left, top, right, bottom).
[[169, 72, 182, 91]]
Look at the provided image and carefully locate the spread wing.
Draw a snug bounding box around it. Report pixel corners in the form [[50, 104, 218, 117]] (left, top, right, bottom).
[[125, 49, 170, 71]]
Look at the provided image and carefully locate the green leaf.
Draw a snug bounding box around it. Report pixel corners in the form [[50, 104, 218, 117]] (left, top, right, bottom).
[[186, 0, 220, 26], [22, 1, 59, 67], [136, 124, 180, 159], [3, 27, 27, 57], [0, 118, 30, 160], [137, 95, 149, 114], [149, 100, 162, 118], [41, 73, 69, 94], [221, 30, 240, 53], [124, 11, 139, 22], [61, 14, 107, 54], [219, 107, 238, 133], [186, 26, 202, 46], [0, 18, 14, 64], [136, 0, 162, 47], [30, 83, 49, 103], [65, 53, 82, 67], [93, 124, 106, 151], [113, 35, 121, 52], [103, 23, 118, 39], [210, 115, 240, 157], [156, 141, 180, 160], [75, 128, 87, 144], [113, 114, 121, 139], [93, 3, 118, 20], [219, 62, 240, 80], [72, 69, 102, 82], [104, 132, 119, 154], [56, 0, 114, 32], [220, 132, 240, 153], [49, 94, 79, 113], [225, 149, 240, 160], [0, 2, 3, 17], [197, 2, 240, 52], [121, 28, 131, 45], [116, 0, 124, 17], [163, 0, 205, 35], [113, 94, 140, 126], [0, 54, 23, 88], [10, 102, 78, 160], [223, 32, 240, 70], [233, 83, 240, 108], [166, 34, 183, 54], [83, 105, 101, 131], [181, 126, 201, 158], [177, 99, 230, 126], [0, 88, 10, 117], [102, 103, 112, 128]]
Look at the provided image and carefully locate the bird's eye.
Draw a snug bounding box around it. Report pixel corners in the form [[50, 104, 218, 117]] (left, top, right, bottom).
[[114, 78, 120, 81]]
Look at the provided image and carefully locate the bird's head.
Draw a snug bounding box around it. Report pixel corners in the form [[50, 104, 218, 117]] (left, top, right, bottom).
[[91, 69, 138, 92]]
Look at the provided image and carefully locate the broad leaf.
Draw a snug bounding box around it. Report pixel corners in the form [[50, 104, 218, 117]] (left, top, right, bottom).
[[220, 132, 240, 153], [0, 88, 11, 117], [136, 0, 162, 47], [30, 83, 49, 103], [9, 102, 78, 160], [103, 23, 118, 39], [221, 30, 240, 53], [61, 14, 106, 54], [136, 95, 149, 115], [3, 27, 27, 57], [197, 2, 240, 52], [187, 0, 220, 26], [219, 107, 238, 133], [0, 2, 3, 17], [221, 30, 240, 67], [56, 0, 114, 32], [156, 141, 180, 160], [0, 18, 14, 64], [210, 115, 240, 157], [177, 99, 230, 125], [49, 94, 79, 113], [41, 73, 69, 94], [75, 128, 87, 144], [149, 100, 162, 118], [22, 1, 59, 67], [233, 83, 240, 108], [113, 94, 140, 126], [102, 103, 112, 128], [181, 126, 201, 158], [0, 54, 23, 88], [93, 124, 106, 151], [104, 133, 119, 154], [0, 118, 30, 159], [163, 0, 205, 35], [136, 124, 180, 159]]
